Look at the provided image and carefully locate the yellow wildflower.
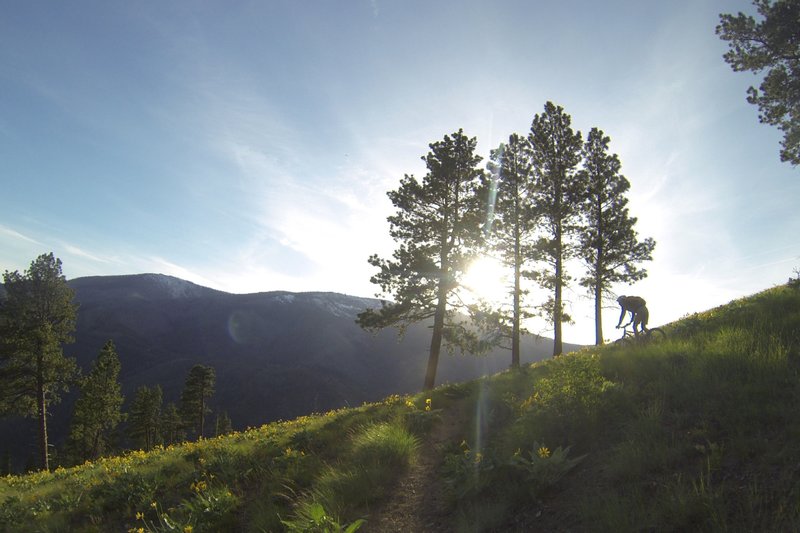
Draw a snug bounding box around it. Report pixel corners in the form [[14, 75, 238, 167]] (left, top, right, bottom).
[[425, 398, 432, 411], [537, 446, 551, 459], [136, 511, 144, 520], [184, 526, 194, 533]]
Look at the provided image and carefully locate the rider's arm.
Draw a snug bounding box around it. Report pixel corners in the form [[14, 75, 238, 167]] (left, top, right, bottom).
[[616, 305, 626, 327]]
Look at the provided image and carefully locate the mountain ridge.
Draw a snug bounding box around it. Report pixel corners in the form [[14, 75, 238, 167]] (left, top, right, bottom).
[[1, 273, 579, 466]]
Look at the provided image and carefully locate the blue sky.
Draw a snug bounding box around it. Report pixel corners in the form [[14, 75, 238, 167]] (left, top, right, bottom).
[[1, 0, 798, 344]]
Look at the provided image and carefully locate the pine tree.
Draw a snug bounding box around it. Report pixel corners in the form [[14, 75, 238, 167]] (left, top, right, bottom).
[[128, 385, 162, 451], [357, 129, 485, 390], [579, 128, 656, 345], [485, 134, 537, 367], [179, 365, 215, 439], [160, 402, 184, 445], [215, 411, 233, 437], [528, 103, 586, 356], [67, 340, 125, 462], [0, 253, 78, 471], [717, 0, 800, 165]]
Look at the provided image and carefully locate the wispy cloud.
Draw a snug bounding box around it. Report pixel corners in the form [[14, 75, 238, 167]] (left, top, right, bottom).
[[0, 225, 43, 245], [61, 242, 117, 264]]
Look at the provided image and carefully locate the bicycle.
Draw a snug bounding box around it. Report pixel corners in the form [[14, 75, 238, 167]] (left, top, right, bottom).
[[613, 324, 666, 345]]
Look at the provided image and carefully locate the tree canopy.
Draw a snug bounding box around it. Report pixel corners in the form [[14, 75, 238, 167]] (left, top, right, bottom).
[[0, 253, 78, 470], [357, 129, 486, 390], [180, 364, 216, 438], [579, 128, 655, 345], [67, 340, 125, 462], [717, 0, 800, 165], [528, 102, 586, 356]]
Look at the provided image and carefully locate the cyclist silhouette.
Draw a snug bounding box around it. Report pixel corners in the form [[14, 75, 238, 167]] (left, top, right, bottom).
[[616, 295, 649, 336]]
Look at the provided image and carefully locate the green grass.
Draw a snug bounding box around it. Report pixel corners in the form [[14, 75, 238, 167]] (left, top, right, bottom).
[[2, 283, 800, 532]]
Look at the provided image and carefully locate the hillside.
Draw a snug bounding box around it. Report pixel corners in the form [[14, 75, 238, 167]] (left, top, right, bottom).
[[0, 274, 577, 470], [1, 283, 798, 532]]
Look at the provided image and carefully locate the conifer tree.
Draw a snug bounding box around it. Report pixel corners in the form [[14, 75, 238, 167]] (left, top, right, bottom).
[[160, 402, 184, 445], [717, 0, 800, 165], [485, 134, 537, 367], [528, 103, 586, 356], [67, 340, 125, 462], [179, 365, 215, 438], [0, 253, 78, 471], [579, 128, 656, 345], [128, 385, 162, 451], [215, 411, 233, 437], [357, 129, 485, 390]]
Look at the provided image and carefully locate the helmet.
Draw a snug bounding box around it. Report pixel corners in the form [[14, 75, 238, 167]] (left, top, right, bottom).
[[617, 295, 626, 303]]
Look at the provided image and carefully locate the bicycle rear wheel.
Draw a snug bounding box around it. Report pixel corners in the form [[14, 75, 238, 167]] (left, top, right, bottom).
[[647, 328, 666, 341]]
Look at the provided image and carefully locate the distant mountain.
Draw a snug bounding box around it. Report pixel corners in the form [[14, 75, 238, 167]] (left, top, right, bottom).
[[1, 273, 581, 466]]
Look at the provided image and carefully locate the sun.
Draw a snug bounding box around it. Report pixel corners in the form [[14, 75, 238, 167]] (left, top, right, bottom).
[[461, 256, 508, 304]]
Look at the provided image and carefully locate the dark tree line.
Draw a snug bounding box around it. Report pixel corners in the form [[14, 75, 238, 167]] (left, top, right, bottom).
[[359, 102, 656, 390], [0, 253, 228, 471]]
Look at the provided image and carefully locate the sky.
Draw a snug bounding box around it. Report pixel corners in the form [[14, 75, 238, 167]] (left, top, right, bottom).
[[1, 0, 798, 346]]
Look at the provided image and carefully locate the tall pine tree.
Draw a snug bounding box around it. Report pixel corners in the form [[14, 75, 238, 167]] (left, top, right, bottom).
[[579, 128, 656, 344], [160, 402, 184, 445], [528, 103, 586, 356], [128, 385, 162, 451], [0, 253, 78, 471], [179, 365, 215, 439], [67, 340, 125, 462], [485, 134, 537, 368], [357, 129, 485, 390]]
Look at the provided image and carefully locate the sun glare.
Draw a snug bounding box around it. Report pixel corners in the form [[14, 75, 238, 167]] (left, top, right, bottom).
[[461, 256, 508, 304]]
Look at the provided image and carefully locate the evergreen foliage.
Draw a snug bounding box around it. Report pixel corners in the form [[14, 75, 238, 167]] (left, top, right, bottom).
[[215, 411, 233, 437], [160, 402, 184, 445], [0, 253, 78, 471], [66, 340, 125, 463], [717, 0, 800, 165], [578, 128, 656, 345], [129, 385, 162, 451], [180, 364, 216, 438], [527, 102, 586, 356], [357, 129, 486, 390], [484, 134, 537, 367]]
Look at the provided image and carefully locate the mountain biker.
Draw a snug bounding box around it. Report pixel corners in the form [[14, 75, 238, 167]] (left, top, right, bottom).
[[616, 295, 649, 336]]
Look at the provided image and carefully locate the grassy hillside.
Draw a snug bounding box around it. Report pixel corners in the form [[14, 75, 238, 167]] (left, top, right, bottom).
[[1, 284, 799, 532]]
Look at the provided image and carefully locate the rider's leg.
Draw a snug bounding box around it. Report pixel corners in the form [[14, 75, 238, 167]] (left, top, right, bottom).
[[639, 307, 650, 334]]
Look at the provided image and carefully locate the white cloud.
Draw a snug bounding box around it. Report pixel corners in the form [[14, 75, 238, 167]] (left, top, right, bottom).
[[0, 225, 42, 245]]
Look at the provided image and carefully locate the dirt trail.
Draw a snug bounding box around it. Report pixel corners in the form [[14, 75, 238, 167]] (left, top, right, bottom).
[[365, 399, 471, 533]]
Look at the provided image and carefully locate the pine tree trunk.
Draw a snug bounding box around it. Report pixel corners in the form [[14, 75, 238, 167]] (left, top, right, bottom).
[[553, 225, 564, 357], [424, 284, 448, 391], [595, 196, 604, 345], [36, 352, 49, 471], [511, 251, 521, 369], [595, 281, 604, 345]]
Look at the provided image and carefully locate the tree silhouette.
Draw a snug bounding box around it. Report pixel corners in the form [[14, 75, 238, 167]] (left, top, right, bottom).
[[578, 128, 655, 344], [0, 253, 78, 470], [358, 129, 485, 390], [717, 0, 800, 165], [180, 365, 216, 438], [129, 385, 162, 451], [67, 340, 125, 462], [528, 103, 586, 356], [484, 134, 537, 367]]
